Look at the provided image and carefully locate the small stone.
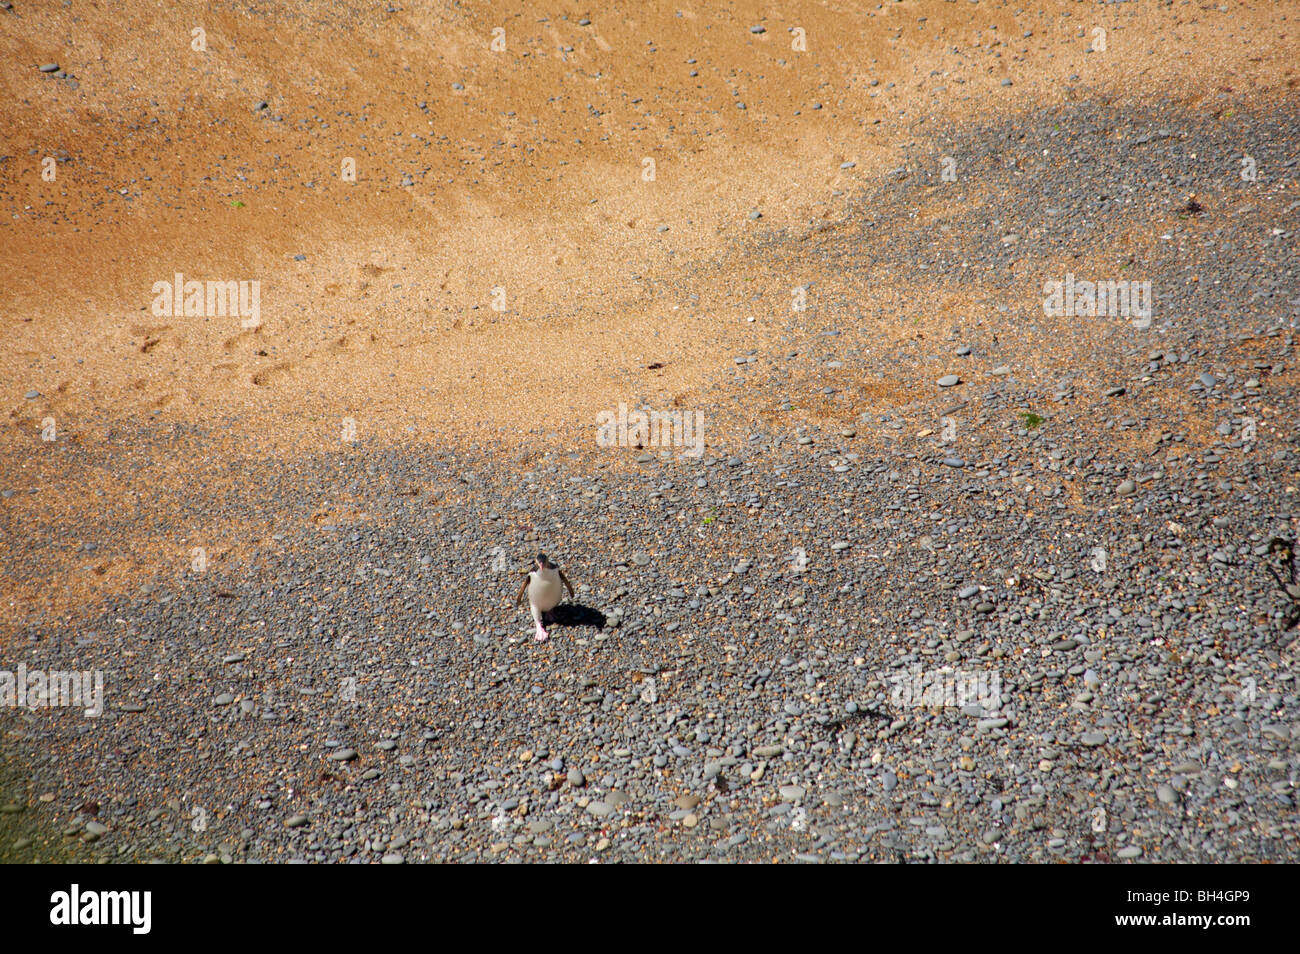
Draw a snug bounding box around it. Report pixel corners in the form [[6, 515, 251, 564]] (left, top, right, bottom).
[[937, 374, 961, 387], [284, 814, 309, 828], [84, 821, 108, 839]]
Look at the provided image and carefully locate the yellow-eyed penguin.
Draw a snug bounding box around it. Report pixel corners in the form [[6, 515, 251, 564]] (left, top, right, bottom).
[[515, 552, 575, 641]]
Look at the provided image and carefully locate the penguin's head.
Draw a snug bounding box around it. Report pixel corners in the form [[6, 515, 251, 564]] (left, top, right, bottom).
[[536, 552, 556, 570]]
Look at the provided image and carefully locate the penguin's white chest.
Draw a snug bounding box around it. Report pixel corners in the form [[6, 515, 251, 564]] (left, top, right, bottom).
[[528, 570, 564, 612]]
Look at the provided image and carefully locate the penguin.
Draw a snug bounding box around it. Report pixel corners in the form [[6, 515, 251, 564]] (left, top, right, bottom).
[[515, 552, 575, 641]]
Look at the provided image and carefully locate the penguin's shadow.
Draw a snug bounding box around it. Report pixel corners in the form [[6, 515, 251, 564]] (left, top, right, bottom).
[[548, 603, 607, 629]]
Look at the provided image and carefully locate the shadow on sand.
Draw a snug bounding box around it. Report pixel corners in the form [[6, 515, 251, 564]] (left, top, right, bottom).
[[548, 603, 607, 630]]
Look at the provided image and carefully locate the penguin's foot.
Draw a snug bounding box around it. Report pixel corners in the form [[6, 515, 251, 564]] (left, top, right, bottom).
[[534, 624, 549, 642]]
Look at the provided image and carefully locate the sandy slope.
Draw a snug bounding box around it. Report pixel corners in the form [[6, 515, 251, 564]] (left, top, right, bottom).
[[1, 0, 1297, 621]]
